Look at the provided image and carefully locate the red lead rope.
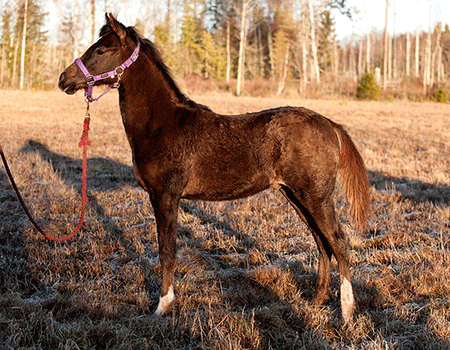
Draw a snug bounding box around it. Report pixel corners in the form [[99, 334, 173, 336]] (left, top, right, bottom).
[[0, 114, 91, 242]]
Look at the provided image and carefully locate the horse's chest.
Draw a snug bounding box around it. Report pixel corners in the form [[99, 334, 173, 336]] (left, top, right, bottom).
[[132, 150, 188, 192]]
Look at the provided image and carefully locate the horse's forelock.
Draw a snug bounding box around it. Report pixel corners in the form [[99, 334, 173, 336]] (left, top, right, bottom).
[[99, 24, 112, 39]]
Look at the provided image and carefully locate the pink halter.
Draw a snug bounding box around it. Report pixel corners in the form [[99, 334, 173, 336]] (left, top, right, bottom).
[[75, 41, 140, 102]]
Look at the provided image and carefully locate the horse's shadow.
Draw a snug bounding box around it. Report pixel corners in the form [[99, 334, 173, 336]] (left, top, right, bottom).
[[19, 139, 140, 234], [20, 139, 138, 192], [369, 170, 450, 205]]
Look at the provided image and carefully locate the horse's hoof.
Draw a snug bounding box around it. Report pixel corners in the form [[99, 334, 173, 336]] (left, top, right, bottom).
[[340, 278, 355, 324], [152, 286, 175, 318]]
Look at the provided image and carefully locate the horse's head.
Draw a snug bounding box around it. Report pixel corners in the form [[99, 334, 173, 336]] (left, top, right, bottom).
[[58, 14, 136, 95]]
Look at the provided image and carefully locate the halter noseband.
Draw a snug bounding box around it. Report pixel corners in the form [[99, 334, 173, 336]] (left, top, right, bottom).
[[75, 40, 140, 103]]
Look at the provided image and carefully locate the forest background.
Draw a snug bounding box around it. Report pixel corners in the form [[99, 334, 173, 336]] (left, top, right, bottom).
[[0, 0, 449, 101]]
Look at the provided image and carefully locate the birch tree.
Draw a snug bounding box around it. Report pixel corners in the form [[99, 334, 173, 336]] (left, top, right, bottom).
[[300, 0, 308, 93], [89, 0, 95, 44], [226, 17, 231, 83], [308, 0, 319, 83], [383, 0, 389, 90], [423, 30, 431, 91], [236, 0, 251, 96], [366, 32, 371, 73], [415, 27, 419, 77], [430, 23, 442, 86], [423, 3, 432, 92], [19, 0, 28, 90], [406, 31, 410, 76]]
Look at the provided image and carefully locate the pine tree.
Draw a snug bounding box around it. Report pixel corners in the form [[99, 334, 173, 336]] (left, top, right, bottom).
[[271, 7, 296, 95], [180, 10, 204, 76], [198, 31, 226, 78], [154, 20, 178, 74], [317, 10, 336, 73], [13, 0, 47, 89], [1, 9, 13, 87]]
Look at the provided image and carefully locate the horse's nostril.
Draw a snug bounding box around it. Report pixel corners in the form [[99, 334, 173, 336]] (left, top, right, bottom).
[[58, 72, 67, 91]]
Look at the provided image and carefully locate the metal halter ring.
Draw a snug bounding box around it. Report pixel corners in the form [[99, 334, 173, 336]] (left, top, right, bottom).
[[113, 67, 124, 88], [115, 66, 124, 75]]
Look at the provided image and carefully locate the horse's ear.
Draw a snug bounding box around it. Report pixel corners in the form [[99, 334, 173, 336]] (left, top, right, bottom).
[[106, 13, 126, 43]]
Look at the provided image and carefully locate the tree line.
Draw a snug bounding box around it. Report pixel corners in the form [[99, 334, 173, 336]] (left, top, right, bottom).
[[1, 0, 449, 98]]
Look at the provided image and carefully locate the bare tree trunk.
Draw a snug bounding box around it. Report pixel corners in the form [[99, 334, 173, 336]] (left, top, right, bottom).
[[423, 28, 431, 93], [74, 0, 80, 58], [12, 40, 19, 88], [277, 43, 290, 96], [383, 0, 389, 90], [30, 39, 36, 88], [308, 0, 319, 83], [366, 32, 371, 73], [143, 2, 151, 38], [388, 33, 392, 80], [226, 18, 231, 84], [437, 46, 444, 82], [19, 0, 28, 90], [392, 35, 397, 79], [236, 0, 250, 96], [167, 0, 178, 43], [349, 38, 356, 80], [0, 43, 5, 86], [300, 0, 308, 93], [430, 23, 441, 86], [333, 38, 338, 75], [357, 37, 363, 78], [406, 31, 410, 76], [89, 0, 95, 44], [267, 25, 274, 76], [257, 26, 264, 77], [415, 27, 419, 77]]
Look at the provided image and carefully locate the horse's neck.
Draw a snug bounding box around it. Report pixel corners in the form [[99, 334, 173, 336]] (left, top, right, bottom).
[[118, 56, 180, 135]]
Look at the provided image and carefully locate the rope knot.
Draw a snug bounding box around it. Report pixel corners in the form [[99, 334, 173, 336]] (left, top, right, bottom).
[[78, 117, 91, 147]]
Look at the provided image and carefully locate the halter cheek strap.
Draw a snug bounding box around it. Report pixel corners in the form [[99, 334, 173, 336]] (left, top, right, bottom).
[[75, 40, 140, 103]]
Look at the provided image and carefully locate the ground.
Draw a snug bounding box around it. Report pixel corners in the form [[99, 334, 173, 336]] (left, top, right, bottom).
[[0, 90, 449, 349]]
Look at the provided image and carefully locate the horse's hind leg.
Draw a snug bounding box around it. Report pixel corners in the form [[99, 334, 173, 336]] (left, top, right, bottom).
[[279, 185, 355, 323], [279, 186, 332, 305]]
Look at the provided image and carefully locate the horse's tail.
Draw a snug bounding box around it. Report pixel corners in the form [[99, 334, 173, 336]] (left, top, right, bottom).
[[334, 124, 371, 233]]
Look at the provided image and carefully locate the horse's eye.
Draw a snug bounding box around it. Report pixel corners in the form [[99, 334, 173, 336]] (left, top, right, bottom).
[[96, 49, 105, 55]]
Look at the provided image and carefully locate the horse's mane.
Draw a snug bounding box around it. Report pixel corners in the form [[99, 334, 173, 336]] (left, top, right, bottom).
[[99, 21, 203, 110]]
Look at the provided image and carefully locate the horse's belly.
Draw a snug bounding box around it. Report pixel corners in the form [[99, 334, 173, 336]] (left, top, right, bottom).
[[182, 172, 273, 201]]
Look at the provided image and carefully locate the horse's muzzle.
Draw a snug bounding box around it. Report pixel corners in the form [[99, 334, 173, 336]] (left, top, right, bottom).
[[58, 72, 78, 95]]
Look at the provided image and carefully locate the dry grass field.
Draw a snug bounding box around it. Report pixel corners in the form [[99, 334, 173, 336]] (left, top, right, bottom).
[[0, 90, 449, 349]]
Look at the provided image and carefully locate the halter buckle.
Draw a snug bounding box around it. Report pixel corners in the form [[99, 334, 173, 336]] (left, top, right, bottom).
[[86, 75, 94, 85]]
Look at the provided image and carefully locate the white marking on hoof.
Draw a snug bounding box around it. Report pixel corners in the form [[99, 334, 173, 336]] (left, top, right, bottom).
[[340, 277, 355, 323], [152, 285, 174, 317]]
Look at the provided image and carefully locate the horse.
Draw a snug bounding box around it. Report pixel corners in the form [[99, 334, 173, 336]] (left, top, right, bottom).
[[58, 14, 370, 324]]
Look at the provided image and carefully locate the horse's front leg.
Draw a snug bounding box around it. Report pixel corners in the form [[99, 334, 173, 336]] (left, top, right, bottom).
[[149, 191, 179, 317]]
